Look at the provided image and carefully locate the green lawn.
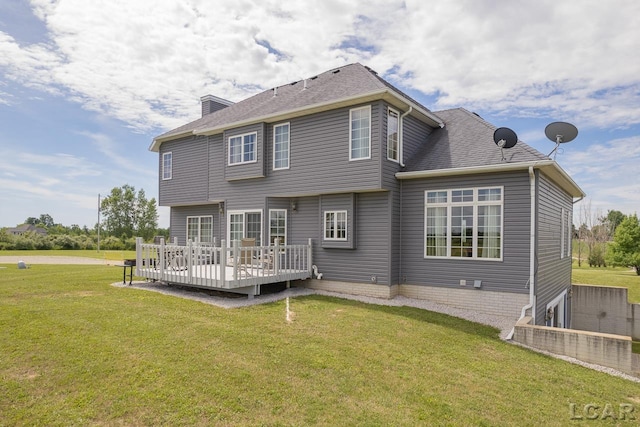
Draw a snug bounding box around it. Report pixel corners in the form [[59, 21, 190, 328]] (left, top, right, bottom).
[[0, 249, 136, 261], [572, 261, 640, 303], [1, 264, 639, 426]]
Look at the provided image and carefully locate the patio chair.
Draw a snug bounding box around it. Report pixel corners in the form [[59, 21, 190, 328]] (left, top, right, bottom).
[[238, 238, 256, 276]]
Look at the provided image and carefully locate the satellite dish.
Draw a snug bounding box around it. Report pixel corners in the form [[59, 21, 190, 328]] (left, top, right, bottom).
[[545, 121, 578, 158], [493, 127, 518, 161], [493, 127, 518, 149]]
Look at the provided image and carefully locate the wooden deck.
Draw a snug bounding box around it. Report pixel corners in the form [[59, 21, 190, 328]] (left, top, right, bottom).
[[135, 238, 313, 297]]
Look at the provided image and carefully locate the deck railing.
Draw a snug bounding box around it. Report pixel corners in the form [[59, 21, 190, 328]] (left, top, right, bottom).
[[135, 237, 313, 290]]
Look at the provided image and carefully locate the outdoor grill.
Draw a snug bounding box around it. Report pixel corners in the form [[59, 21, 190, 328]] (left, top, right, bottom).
[[124, 259, 136, 266]]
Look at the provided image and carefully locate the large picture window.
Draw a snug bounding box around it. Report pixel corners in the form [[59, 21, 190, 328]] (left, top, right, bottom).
[[186, 216, 212, 243], [273, 123, 290, 170], [228, 132, 257, 165], [424, 187, 503, 260], [349, 106, 371, 160], [324, 210, 347, 241]]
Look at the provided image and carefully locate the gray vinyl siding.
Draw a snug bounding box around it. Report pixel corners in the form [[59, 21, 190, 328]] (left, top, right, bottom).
[[223, 123, 265, 181], [159, 135, 209, 205], [170, 205, 221, 245], [311, 191, 392, 285], [401, 114, 433, 163], [160, 102, 388, 207], [400, 171, 531, 294], [319, 193, 356, 249], [389, 190, 401, 285], [381, 105, 434, 190], [534, 172, 573, 324]]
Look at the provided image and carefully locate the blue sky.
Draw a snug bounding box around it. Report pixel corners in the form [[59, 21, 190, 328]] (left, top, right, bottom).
[[1, 0, 639, 229]]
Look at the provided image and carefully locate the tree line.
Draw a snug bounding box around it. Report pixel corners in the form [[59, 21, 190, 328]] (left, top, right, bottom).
[[576, 202, 640, 275], [0, 185, 168, 251]]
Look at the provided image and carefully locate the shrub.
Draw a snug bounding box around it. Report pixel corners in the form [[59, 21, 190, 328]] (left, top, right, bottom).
[[101, 236, 124, 250], [52, 235, 80, 250], [13, 236, 35, 250]]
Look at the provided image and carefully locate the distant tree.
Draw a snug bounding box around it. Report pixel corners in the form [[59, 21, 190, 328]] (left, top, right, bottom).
[[38, 214, 55, 228], [100, 184, 159, 240], [24, 214, 55, 228], [608, 214, 640, 275], [602, 210, 626, 237]]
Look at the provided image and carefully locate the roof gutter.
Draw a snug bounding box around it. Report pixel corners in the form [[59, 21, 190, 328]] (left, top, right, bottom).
[[396, 160, 585, 199]]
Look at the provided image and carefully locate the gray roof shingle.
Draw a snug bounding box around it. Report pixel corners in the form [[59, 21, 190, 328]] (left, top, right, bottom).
[[155, 63, 441, 142], [403, 108, 548, 172]]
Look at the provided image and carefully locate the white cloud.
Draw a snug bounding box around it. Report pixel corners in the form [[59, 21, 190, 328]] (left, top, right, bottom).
[[1, 0, 639, 227], [563, 136, 640, 216], [1, 0, 639, 133]]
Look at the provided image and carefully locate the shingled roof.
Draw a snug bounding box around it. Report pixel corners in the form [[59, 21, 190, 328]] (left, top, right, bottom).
[[403, 108, 548, 172], [151, 63, 443, 150]]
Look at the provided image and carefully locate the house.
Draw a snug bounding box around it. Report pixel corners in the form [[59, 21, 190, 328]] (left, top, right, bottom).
[[6, 224, 47, 236], [143, 63, 584, 327]]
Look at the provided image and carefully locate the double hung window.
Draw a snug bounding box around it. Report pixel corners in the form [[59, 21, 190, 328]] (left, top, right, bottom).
[[228, 132, 257, 165], [273, 123, 290, 170], [269, 209, 287, 245], [162, 152, 172, 180], [349, 106, 371, 160], [425, 187, 503, 260], [324, 211, 347, 241], [387, 108, 399, 162]]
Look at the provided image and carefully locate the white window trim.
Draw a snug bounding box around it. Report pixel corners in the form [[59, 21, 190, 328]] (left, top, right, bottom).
[[162, 152, 172, 180], [272, 122, 290, 171], [387, 108, 399, 163], [324, 210, 348, 241], [349, 105, 371, 161], [228, 132, 258, 166], [269, 209, 287, 246], [424, 187, 504, 261], [226, 209, 263, 246], [186, 215, 213, 243]]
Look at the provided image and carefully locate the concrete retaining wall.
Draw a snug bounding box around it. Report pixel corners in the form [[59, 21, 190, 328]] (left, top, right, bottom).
[[513, 316, 637, 376], [571, 284, 640, 340]]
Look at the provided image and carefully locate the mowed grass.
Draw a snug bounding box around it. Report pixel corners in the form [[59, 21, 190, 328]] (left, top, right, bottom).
[[1, 265, 639, 426], [0, 249, 136, 261], [572, 261, 640, 303]]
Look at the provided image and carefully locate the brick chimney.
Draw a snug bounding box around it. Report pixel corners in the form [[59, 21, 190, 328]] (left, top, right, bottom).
[[200, 94, 234, 117]]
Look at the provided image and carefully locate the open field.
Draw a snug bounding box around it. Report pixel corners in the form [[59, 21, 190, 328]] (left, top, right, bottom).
[[572, 261, 640, 303], [1, 264, 639, 425], [0, 249, 136, 261]]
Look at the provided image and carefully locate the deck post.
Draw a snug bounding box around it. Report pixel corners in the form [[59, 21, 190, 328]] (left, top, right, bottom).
[[135, 237, 142, 276], [220, 240, 227, 286], [308, 238, 313, 275], [187, 239, 193, 283], [274, 238, 280, 275], [233, 240, 239, 281], [160, 238, 166, 282]]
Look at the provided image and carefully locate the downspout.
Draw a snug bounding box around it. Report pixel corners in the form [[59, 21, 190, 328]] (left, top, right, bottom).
[[399, 106, 412, 167], [507, 166, 537, 339]]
